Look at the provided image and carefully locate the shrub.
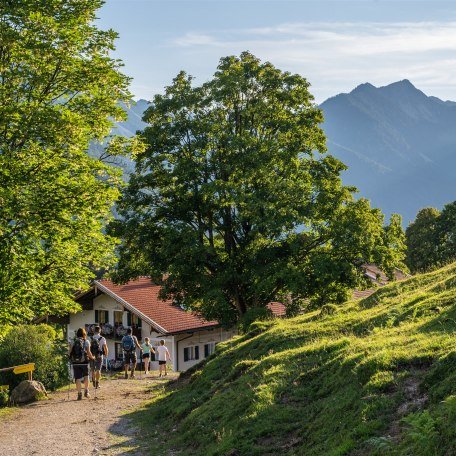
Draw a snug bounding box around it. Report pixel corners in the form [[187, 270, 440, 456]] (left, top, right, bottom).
[[0, 324, 68, 392], [238, 307, 273, 333], [0, 387, 9, 406], [319, 303, 339, 316]]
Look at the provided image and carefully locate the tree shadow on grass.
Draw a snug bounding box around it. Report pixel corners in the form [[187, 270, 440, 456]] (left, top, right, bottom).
[[117, 330, 409, 456]]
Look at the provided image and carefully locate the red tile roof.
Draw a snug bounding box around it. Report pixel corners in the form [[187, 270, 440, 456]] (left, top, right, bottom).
[[267, 301, 287, 317], [95, 278, 219, 335]]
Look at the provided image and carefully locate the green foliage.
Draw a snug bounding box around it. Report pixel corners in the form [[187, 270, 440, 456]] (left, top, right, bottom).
[[0, 388, 9, 407], [0, 1, 134, 324], [406, 202, 456, 273], [112, 52, 406, 324], [406, 207, 441, 273], [0, 324, 68, 391], [123, 262, 456, 455], [238, 307, 273, 333], [400, 411, 439, 455], [319, 303, 339, 316], [438, 201, 456, 263]]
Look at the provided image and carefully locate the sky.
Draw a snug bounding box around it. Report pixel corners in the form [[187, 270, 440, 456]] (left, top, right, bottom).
[[97, 0, 456, 104]]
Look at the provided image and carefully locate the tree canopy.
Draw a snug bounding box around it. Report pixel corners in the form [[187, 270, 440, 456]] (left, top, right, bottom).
[[0, 0, 132, 324], [406, 202, 456, 273], [112, 52, 406, 325]]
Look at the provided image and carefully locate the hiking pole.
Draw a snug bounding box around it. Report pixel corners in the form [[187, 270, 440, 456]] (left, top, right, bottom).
[[67, 362, 71, 401]]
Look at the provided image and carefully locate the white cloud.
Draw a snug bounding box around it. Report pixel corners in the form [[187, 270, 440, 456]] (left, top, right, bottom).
[[173, 32, 221, 47], [168, 21, 456, 102]]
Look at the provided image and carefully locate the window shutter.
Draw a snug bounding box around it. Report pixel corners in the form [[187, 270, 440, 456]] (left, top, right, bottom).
[[95, 310, 99, 323], [184, 347, 189, 362], [137, 317, 142, 328], [104, 311, 109, 323], [127, 311, 131, 326], [195, 346, 199, 360], [204, 344, 209, 358]]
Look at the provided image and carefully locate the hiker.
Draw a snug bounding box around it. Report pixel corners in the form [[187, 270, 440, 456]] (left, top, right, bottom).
[[90, 325, 108, 389], [141, 337, 155, 376], [69, 327, 95, 400], [121, 327, 141, 379], [156, 339, 171, 377]]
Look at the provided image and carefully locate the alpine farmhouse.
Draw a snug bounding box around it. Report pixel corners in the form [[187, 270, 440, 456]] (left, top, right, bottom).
[[68, 278, 239, 372]]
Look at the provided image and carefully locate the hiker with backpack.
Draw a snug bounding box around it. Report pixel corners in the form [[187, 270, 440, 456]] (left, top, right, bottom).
[[90, 325, 108, 389], [121, 327, 141, 379], [69, 327, 95, 400]]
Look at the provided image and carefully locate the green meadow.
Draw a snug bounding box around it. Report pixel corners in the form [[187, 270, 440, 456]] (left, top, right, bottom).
[[129, 263, 456, 455]]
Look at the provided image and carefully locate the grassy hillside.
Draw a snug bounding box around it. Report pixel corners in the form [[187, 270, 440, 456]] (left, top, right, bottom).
[[129, 263, 456, 455]]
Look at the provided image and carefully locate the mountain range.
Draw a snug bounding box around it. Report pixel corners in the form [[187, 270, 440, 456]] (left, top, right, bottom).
[[320, 80, 456, 224], [108, 81, 456, 224]]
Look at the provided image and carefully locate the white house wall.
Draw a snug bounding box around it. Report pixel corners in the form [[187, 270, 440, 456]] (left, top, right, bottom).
[[175, 328, 237, 371]]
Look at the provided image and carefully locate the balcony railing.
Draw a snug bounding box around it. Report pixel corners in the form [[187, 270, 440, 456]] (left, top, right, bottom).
[[85, 323, 142, 341]]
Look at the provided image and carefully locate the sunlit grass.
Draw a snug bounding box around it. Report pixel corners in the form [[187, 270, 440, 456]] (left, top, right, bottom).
[[126, 262, 456, 455]]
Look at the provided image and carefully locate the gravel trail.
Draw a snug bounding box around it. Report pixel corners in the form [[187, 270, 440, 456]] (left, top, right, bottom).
[[0, 373, 173, 456]]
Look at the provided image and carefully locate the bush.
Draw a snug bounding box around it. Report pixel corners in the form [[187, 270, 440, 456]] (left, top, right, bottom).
[[238, 307, 273, 333], [0, 387, 9, 406], [0, 324, 68, 392]]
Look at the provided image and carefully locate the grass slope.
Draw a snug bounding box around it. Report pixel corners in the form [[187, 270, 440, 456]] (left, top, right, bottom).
[[130, 263, 456, 455]]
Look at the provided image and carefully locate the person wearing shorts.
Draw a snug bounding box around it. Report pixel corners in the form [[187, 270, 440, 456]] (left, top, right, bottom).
[[69, 327, 95, 400], [121, 328, 141, 379], [90, 325, 108, 389], [156, 339, 171, 377], [141, 337, 155, 376]]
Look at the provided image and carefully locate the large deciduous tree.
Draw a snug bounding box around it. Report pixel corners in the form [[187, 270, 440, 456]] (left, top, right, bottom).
[[112, 52, 406, 325], [0, 0, 131, 324]]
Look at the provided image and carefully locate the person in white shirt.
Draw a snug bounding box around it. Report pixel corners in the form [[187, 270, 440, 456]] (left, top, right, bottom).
[[90, 325, 108, 389], [156, 339, 171, 377]]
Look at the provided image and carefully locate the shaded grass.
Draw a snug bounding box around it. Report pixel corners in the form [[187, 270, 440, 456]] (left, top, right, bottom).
[[126, 262, 456, 455]]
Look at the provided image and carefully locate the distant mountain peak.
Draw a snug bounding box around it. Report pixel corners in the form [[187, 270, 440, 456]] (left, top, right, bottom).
[[379, 79, 429, 101], [351, 82, 376, 94], [320, 80, 456, 224], [386, 79, 415, 88], [349, 80, 420, 97]]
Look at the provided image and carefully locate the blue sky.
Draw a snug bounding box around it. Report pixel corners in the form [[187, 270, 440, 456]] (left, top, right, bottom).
[[97, 1, 456, 103]]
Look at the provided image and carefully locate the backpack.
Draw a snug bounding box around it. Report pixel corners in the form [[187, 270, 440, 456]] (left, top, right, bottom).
[[90, 336, 101, 358], [70, 338, 87, 364], [122, 335, 135, 352]]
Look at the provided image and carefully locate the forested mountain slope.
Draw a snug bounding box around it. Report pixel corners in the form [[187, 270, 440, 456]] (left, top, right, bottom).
[[321, 80, 456, 223]]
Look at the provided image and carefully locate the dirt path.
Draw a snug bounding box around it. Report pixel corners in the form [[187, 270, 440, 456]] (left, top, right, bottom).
[[0, 373, 175, 456]]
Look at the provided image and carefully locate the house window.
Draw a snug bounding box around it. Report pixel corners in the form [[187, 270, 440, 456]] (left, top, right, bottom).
[[95, 310, 109, 324], [131, 313, 142, 328], [114, 311, 123, 326], [184, 346, 200, 362], [204, 342, 215, 358]]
